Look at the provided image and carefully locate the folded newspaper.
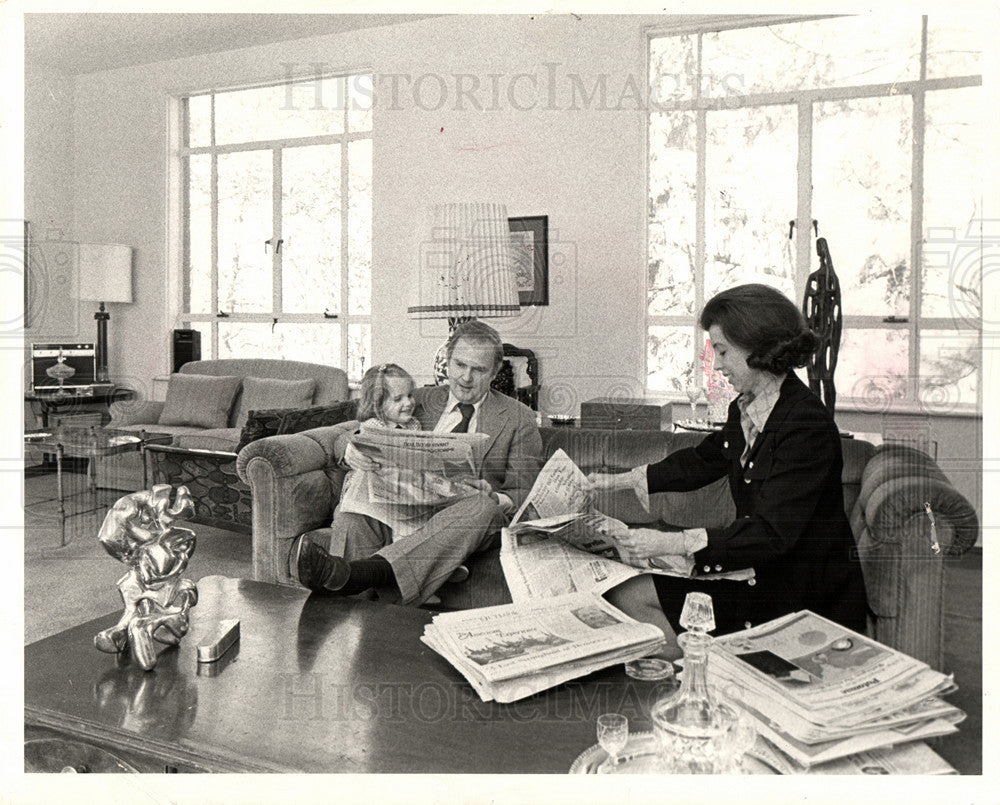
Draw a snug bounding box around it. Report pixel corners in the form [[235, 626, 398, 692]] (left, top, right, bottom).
[[339, 425, 491, 537], [421, 591, 666, 703], [501, 449, 751, 603], [706, 610, 964, 768]]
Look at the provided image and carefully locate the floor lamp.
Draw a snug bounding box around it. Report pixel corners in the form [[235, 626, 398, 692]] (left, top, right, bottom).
[[408, 202, 521, 382], [77, 243, 134, 383]]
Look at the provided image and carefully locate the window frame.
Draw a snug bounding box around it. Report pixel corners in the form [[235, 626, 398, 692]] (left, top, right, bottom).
[[175, 72, 372, 376], [644, 15, 983, 414]]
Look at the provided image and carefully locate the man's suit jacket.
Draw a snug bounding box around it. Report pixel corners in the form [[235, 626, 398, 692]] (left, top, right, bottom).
[[648, 374, 868, 635], [411, 386, 543, 510]]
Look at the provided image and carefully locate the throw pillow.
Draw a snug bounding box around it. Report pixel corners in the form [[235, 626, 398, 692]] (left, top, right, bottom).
[[158, 373, 242, 429], [235, 376, 317, 428], [236, 400, 358, 452]]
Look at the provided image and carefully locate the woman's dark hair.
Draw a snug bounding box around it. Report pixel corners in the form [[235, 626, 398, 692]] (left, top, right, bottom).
[[699, 283, 819, 374]]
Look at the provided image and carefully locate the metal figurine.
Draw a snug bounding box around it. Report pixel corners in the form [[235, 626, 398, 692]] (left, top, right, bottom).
[[94, 484, 198, 671], [802, 237, 842, 413]]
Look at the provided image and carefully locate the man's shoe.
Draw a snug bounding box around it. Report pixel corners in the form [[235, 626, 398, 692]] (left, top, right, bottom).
[[292, 533, 351, 593], [446, 564, 470, 584]]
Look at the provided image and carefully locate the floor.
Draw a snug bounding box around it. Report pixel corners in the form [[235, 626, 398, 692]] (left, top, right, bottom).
[[21, 468, 983, 775]]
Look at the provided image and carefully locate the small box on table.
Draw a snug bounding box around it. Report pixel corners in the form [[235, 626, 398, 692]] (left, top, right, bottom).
[[579, 396, 673, 431]]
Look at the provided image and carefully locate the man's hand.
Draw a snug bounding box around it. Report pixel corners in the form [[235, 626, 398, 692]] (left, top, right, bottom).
[[344, 442, 381, 472], [615, 528, 688, 565]]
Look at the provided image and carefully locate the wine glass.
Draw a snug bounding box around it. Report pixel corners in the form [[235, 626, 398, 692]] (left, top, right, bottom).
[[684, 382, 702, 422], [596, 713, 629, 771]]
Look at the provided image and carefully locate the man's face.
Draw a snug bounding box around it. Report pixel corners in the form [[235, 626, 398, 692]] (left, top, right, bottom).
[[447, 337, 499, 404]]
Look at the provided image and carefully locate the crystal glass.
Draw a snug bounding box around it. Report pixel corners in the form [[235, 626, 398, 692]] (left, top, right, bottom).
[[684, 382, 702, 420], [596, 713, 629, 770]]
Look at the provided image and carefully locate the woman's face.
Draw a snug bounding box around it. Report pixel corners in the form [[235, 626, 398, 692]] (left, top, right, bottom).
[[708, 324, 760, 395]]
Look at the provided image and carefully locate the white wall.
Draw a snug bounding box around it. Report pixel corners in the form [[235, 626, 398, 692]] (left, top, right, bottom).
[[23, 13, 984, 518]]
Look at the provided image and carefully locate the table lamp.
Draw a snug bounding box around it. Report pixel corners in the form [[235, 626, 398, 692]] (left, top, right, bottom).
[[77, 243, 133, 383], [408, 202, 521, 381]]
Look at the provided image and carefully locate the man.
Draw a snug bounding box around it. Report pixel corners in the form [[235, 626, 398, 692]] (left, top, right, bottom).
[[293, 321, 542, 605]]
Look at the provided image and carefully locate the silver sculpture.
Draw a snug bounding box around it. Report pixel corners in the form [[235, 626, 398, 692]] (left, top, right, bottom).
[[94, 485, 198, 670]]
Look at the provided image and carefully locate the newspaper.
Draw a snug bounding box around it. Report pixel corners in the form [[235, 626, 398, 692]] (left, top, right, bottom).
[[349, 425, 489, 473], [500, 521, 693, 602], [709, 611, 955, 729], [338, 425, 491, 537], [501, 448, 752, 602], [421, 591, 666, 702]]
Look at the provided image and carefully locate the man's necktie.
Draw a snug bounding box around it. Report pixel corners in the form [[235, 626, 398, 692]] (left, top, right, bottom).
[[451, 403, 475, 433]]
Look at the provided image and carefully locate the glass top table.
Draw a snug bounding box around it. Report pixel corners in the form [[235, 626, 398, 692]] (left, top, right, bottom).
[[24, 427, 172, 546]]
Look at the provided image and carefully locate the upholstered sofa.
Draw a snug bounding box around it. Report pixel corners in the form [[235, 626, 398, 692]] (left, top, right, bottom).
[[102, 359, 351, 526], [237, 424, 979, 671]]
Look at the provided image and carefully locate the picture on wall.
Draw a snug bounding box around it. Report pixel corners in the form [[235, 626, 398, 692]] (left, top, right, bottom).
[[508, 216, 548, 306]]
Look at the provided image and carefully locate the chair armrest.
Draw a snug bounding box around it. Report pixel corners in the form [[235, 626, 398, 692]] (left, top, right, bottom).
[[857, 444, 979, 557], [236, 423, 355, 584], [236, 422, 354, 482], [109, 400, 165, 427]]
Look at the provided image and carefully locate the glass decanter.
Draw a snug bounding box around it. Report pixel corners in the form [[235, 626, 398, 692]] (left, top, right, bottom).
[[649, 592, 736, 774]]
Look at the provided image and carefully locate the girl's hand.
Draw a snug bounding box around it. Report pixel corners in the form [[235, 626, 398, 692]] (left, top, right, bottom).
[[615, 529, 688, 563], [344, 442, 380, 472]]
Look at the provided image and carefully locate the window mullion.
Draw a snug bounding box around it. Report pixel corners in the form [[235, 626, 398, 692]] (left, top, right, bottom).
[[796, 100, 813, 301], [694, 104, 707, 376], [910, 88, 926, 405], [210, 153, 219, 357], [340, 131, 351, 370], [273, 148, 283, 314]]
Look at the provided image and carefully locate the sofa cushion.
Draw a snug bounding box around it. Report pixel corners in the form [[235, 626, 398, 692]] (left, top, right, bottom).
[[158, 373, 241, 429], [173, 428, 242, 452], [236, 400, 359, 452], [234, 376, 317, 428]]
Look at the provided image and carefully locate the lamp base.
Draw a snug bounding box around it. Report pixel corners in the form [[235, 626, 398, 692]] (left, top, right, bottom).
[[94, 305, 110, 383]]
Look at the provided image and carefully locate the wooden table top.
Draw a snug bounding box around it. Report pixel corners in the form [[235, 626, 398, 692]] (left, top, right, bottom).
[[24, 576, 667, 773]]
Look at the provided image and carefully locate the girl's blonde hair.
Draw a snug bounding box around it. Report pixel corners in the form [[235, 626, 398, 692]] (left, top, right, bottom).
[[357, 363, 414, 422]]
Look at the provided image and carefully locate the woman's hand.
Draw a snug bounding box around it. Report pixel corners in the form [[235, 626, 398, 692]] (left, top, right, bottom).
[[587, 470, 639, 491], [615, 528, 688, 565]]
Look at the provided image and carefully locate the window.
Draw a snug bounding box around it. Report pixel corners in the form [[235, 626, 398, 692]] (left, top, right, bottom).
[[647, 14, 983, 413], [180, 73, 372, 378]]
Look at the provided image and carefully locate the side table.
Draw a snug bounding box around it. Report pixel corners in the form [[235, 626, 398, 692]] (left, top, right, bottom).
[[24, 427, 172, 546], [26, 386, 135, 429]]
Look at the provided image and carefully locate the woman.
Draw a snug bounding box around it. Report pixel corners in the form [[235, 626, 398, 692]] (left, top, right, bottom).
[[593, 284, 867, 653]]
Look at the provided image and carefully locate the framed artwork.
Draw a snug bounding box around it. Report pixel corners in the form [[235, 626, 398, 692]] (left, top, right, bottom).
[[508, 215, 548, 306]]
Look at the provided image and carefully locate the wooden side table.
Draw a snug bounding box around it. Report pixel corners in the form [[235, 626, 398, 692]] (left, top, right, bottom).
[[26, 386, 135, 429]]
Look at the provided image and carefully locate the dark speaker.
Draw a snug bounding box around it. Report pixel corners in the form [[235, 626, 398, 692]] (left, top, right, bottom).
[[172, 329, 201, 373]]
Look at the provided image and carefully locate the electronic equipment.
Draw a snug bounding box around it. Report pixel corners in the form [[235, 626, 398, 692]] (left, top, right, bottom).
[[31, 343, 98, 392], [172, 329, 202, 373]]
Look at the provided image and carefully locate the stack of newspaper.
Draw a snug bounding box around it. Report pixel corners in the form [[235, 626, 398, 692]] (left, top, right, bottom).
[[421, 592, 667, 703], [707, 611, 965, 771]]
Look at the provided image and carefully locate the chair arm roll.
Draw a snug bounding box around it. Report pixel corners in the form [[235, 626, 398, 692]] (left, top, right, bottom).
[[859, 445, 979, 556]]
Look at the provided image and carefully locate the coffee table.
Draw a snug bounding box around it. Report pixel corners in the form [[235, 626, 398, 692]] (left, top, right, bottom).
[[24, 427, 172, 545], [25, 576, 666, 773]]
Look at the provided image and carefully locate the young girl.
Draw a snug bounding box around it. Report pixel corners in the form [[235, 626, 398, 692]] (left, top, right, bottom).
[[356, 364, 421, 430]]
